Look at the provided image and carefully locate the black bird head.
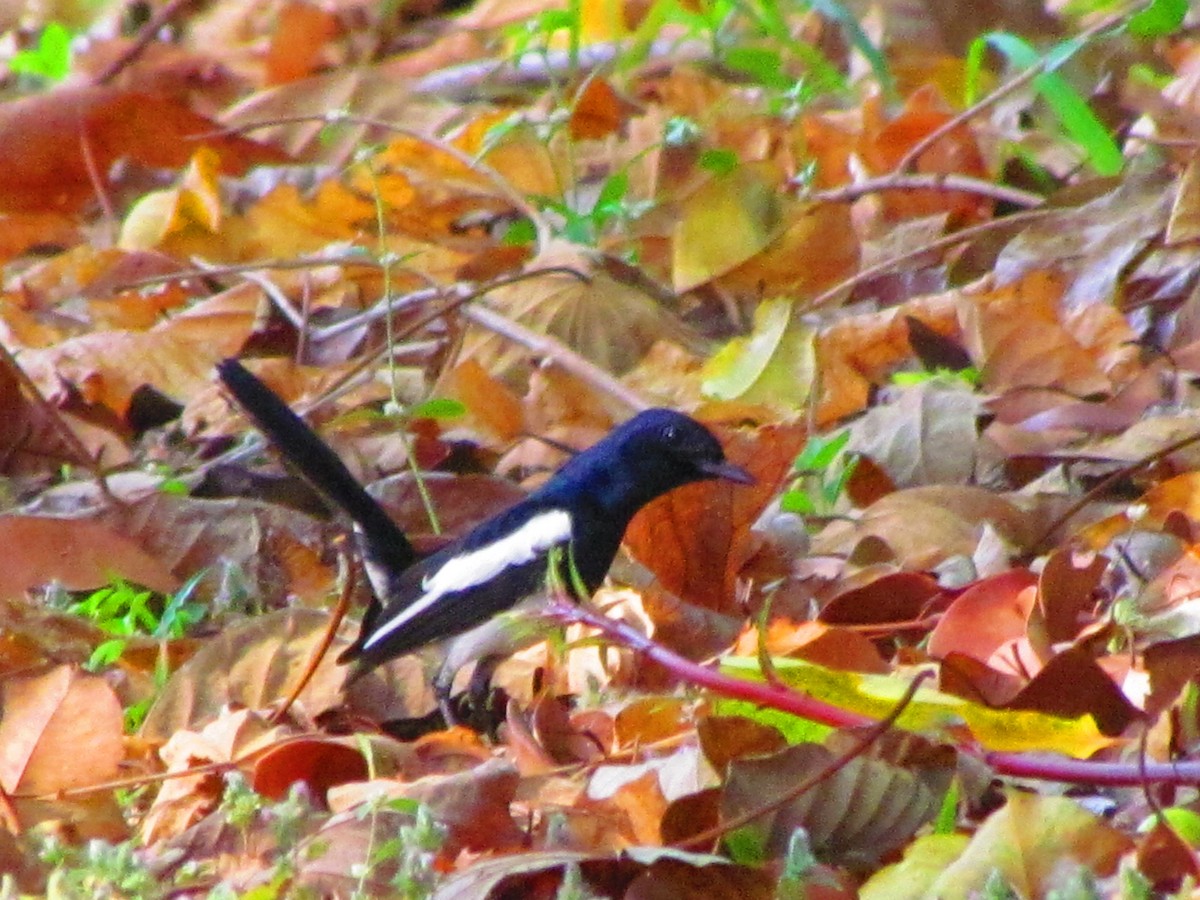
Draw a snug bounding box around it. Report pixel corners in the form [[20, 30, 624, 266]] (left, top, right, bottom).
[[540, 408, 754, 518]]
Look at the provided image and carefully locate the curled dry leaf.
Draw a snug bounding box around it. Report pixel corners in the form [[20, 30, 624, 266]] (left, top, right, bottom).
[[720, 727, 955, 868], [811, 485, 1032, 570]]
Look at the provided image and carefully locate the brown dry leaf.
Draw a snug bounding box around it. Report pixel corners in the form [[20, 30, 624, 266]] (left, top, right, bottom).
[[586, 768, 669, 846], [570, 76, 633, 141], [1080, 471, 1200, 549], [0, 211, 80, 265], [1005, 648, 1140, 737], [1038, 549, 1107, 644], [18, 293, 254, 419], [432, 848, 773, 900], [93, 489, 341, 604], [811, 486, 1032, 570], [0, 666, 124, 794], [461, 240, 697, 379], [1166, 152, 1200, 245], [819, 572, 943, 628], [139, 608, 432, 741], [613, 695, 691, 748], [848, 382, 984, 489], [0, 86, 286, 214], [585, 746, 709, 846], [716, 201, 861, 303], [927, 569, 1039, 664], [994, 171, 1174, 311], [251, 737, 368, 800], [958, 270, 1114, 395], [928, 791, 1131, 897], [385, 757, 526, 856], [140, 706, 290, 846], [264, 0, 339, 86], [814, 287, 962, 424], [859, 86, 991, 222], [437, 358, 526, 442], [624, 421, 804, 615], [697, 716, 787, 773], [0, 515, 178, 601], [1138, 818, 1200, 892], [721, 728, 954, 867]]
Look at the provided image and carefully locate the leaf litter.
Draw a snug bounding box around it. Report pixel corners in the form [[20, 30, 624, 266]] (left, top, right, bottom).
[[3, 0, 1200, 896]]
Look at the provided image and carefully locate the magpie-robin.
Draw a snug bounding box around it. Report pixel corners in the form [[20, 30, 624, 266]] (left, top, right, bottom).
[[216, 360, 753, 720]]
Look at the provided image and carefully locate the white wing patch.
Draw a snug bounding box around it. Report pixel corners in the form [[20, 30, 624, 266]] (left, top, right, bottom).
[[361, 509, 573, 651]]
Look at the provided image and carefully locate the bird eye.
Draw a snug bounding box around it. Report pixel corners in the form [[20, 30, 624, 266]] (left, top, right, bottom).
[[663, 425, 677, 440]]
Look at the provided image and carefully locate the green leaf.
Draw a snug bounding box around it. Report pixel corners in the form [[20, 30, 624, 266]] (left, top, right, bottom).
[[10, 22, 72, 82], [593, 170, 629, 220], [408, 397, 467, 420], [699, 148, 738, 175], [502, 218, 538, 246], [808, 0, 892, 97], [780, 490, 817, 515], [982, 32, 1123, 176], [724, 46, 791, 90], [87, 639, 128, 672], [793, 429, 850, 472], [1127, 0, 1186, 37]]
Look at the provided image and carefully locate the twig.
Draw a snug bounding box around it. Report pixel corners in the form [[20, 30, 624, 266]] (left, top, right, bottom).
[[462, 303, 651, 414], [673, 671, 932, 851], [890, 4, 1136, 176], [410, 37, 710, 100], [93, 0, 195, 86], [545, 597, 1200, 787], [268, 538, 356, 725], [1029, 425, 1200, 553], [804, 207, 1057, 309], [807, 173, 1044, 209]]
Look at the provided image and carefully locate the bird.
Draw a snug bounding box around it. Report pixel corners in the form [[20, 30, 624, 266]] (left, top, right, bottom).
[[216, 359, 753, 723]]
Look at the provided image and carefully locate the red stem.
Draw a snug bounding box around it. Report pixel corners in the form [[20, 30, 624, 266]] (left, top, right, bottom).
[[548, 599, 1200, 787]]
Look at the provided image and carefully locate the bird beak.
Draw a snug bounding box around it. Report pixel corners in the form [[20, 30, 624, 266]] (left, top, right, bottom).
[[699, 459, 755, 484]]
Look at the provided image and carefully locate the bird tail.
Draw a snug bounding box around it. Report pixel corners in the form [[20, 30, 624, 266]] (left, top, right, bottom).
[[216, 359, 418, 583]]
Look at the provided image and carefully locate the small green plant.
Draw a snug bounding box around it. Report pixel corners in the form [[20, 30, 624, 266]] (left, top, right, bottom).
[[35, 833, 164, 899], [68, 572, 206, 671], [533, 170, 653, 246], [891, 365, 981, 388], [10, 22, 72, 83], [780, 430, 857, 517]]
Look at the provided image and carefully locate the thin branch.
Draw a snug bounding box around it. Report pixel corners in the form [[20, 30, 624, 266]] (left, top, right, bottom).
[[890, 4, 1136, 175], [93, 0, 196, 86], [807, 173, 1044, 209], [673, 671, 932, 851], [1029, 425, 1200, 553], [462, 303, 651, 414], [805, 207, 1057, 309], [545, 597, 1200, 787], [268, 538, 356, 725]]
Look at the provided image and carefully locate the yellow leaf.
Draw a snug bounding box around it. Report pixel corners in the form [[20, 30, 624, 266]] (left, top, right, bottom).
[[118, 148, 223, 251], [701, 297, 814, 408], [673, 163, 782, 292], [861, 833, 971, 900], [719, 656, 1117, 759]]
